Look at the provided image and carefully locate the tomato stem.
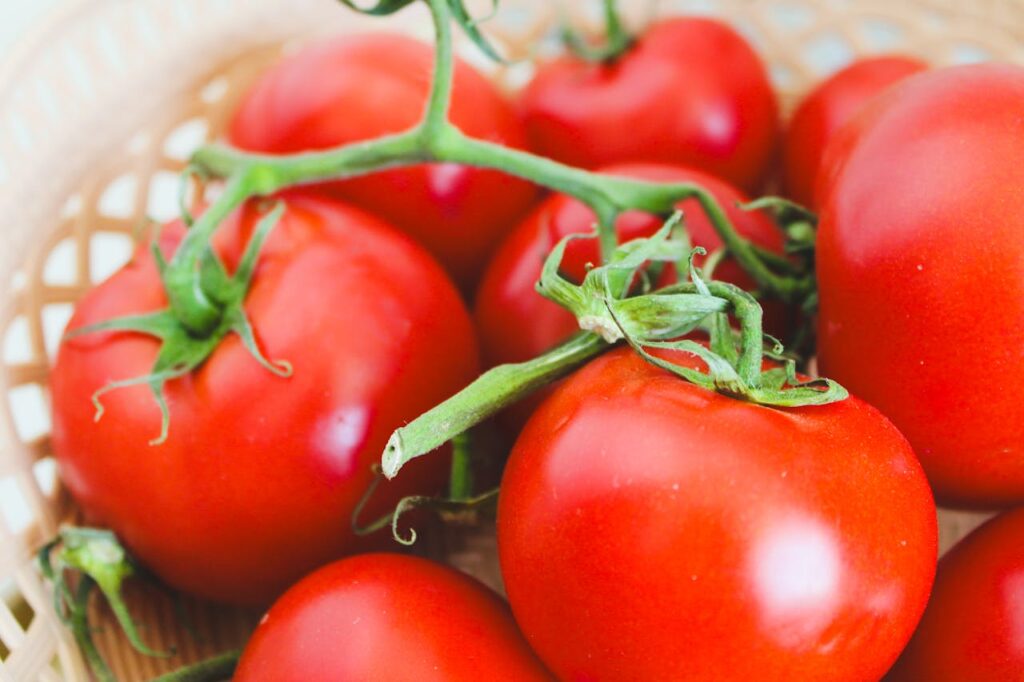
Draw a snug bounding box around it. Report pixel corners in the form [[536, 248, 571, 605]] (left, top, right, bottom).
[[562, 0, 635, 64], [381, 332, 607, 478], [150, 650, 242, 682]]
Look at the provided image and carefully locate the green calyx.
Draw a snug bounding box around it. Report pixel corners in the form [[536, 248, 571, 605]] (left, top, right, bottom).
[[562, 0, 635, 63], [39, 528, 169, 682], [39, 528, 241, 682], [67, 202, 292, 445], [379, 213, 845, 481], [539, 214, 847, 407]]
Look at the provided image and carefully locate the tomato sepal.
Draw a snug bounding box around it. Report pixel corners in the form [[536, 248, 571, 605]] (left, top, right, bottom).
[[64, 203, 292, 445]]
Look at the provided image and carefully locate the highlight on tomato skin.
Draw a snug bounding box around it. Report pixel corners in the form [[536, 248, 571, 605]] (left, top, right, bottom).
[[886, 508, 1024, 682], [815, 63, 1024, 508], [229, 33, 539, 289], [233, 553, 554, 682], [50, 193, 480, 606], [497, 346, 937, 682], [519, 17, 780, 193], [782, 55, 928, 209]]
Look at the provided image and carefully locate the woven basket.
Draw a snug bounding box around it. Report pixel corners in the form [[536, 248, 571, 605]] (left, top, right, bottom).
[[0, 0, 1019, 679]]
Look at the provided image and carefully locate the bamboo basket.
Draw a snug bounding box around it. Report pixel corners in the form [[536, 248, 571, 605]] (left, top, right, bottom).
[[0, 0, 1019, 679]]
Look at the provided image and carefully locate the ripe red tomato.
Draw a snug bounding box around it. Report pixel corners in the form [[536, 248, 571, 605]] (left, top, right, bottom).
[[519, 18, 779, 192], [229, 34, 538, 288], [498, 347, 936, 681], [887, 508, 1024, 681], [783, 56, 927, 209], [474, 162, 788, 369], [234, 554, 553, 681], [51, 193, 479, 605], [816, 64, 1024, 507]]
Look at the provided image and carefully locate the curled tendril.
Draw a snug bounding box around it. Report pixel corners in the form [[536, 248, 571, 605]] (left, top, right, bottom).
[[352, 465, 498, 546]]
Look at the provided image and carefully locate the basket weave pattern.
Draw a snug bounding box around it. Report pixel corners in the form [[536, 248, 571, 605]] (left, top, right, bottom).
[[0, 0, 1021, 679]]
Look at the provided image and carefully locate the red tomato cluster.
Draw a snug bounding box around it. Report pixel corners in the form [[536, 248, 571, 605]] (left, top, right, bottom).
[[48, 7, 1024, 681]]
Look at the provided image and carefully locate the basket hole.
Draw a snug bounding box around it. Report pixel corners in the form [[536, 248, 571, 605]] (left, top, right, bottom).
[[43, 239, 77, 287], [801, 30, 855, 77], [0, 478, 33, 538], [771, 64, 797, 91], [89, 231, 134, 284], [164, 118, 210, 162], [98, 173, 139, 220], [42, 304, 74, 361], [33, 457, 58, 498], [7, 384, 50, 445], [0, 595, 35, 661], [949, 43, 992, 64], [147, 170, 183, 223], [200, 76, 229, 104], [860, 18, 905, 52], [662, 0, 718, 17], [767, 3, 816, 32], [3, 316, 33, 366]]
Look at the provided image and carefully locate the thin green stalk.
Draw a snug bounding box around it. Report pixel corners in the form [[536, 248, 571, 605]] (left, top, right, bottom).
[[381, 332, 607, 478], [150, 650, 241, 682]]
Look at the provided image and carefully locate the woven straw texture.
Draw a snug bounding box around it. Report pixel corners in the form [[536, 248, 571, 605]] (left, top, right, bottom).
[[0, 0, 1020, 679]]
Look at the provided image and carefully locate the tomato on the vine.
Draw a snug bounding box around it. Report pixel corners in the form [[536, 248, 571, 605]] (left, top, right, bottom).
[[816, 63, 1024, 507], [234, 554, 553, 681], [783, 55, 927, 208], [886, 508, 1024, 681], [51, 193, 478, 605], [474, 162, 788, 368], [519, 18, 779, 192], [229, 34, 538, 288], [498, 347, 936, 681]]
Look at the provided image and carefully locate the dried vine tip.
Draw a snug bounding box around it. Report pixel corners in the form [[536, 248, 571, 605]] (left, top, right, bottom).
[[381, 430, 405, 479]]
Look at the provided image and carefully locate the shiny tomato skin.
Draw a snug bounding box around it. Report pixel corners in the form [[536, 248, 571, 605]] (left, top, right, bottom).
[[474, 162, 787, 369], [234, 554, 553, 682], [498, 347, 937, 681], [51, 193, 479, 605], [886, 508, 1024, 681], [783, 56, 927, 208], [816, 64, 1024, 507], [229, 34, 537, 288], [520, 18, 779, 192]]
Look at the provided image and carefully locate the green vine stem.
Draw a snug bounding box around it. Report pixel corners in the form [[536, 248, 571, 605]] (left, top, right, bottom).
[[562, 0, 635, 63], [150, 650, 241, 682], [77, 0, 814, 443], [381, 223, 845, 480]]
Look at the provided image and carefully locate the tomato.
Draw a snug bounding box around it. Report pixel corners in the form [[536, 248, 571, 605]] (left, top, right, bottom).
[[229, 34, 538, 288], [234, 553, 552, 681], [497, 347, 936, 681], [886, 508, 1024, 681], [783, 55, 927, 208], [519, 18, 779, 192], [474, 162, 788, 366], [816, 64, 1024, 507], [50, 193, 479, 605]]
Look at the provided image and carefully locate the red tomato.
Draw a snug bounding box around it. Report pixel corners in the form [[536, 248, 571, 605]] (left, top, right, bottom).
[[474, 162, 788, 369], [229, 34, 538, 288], [886, 508, 1024, 681], [497, 347, 936, 681], [234, 554, 552, 682], [50, 193, 479, 605], [816, 64, 1024, 507], [519, 18, 779, 192], [783, 56, 927, 208]]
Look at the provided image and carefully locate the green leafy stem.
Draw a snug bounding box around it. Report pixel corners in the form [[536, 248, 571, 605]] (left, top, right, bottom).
[[71, 0, 822, 443]]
